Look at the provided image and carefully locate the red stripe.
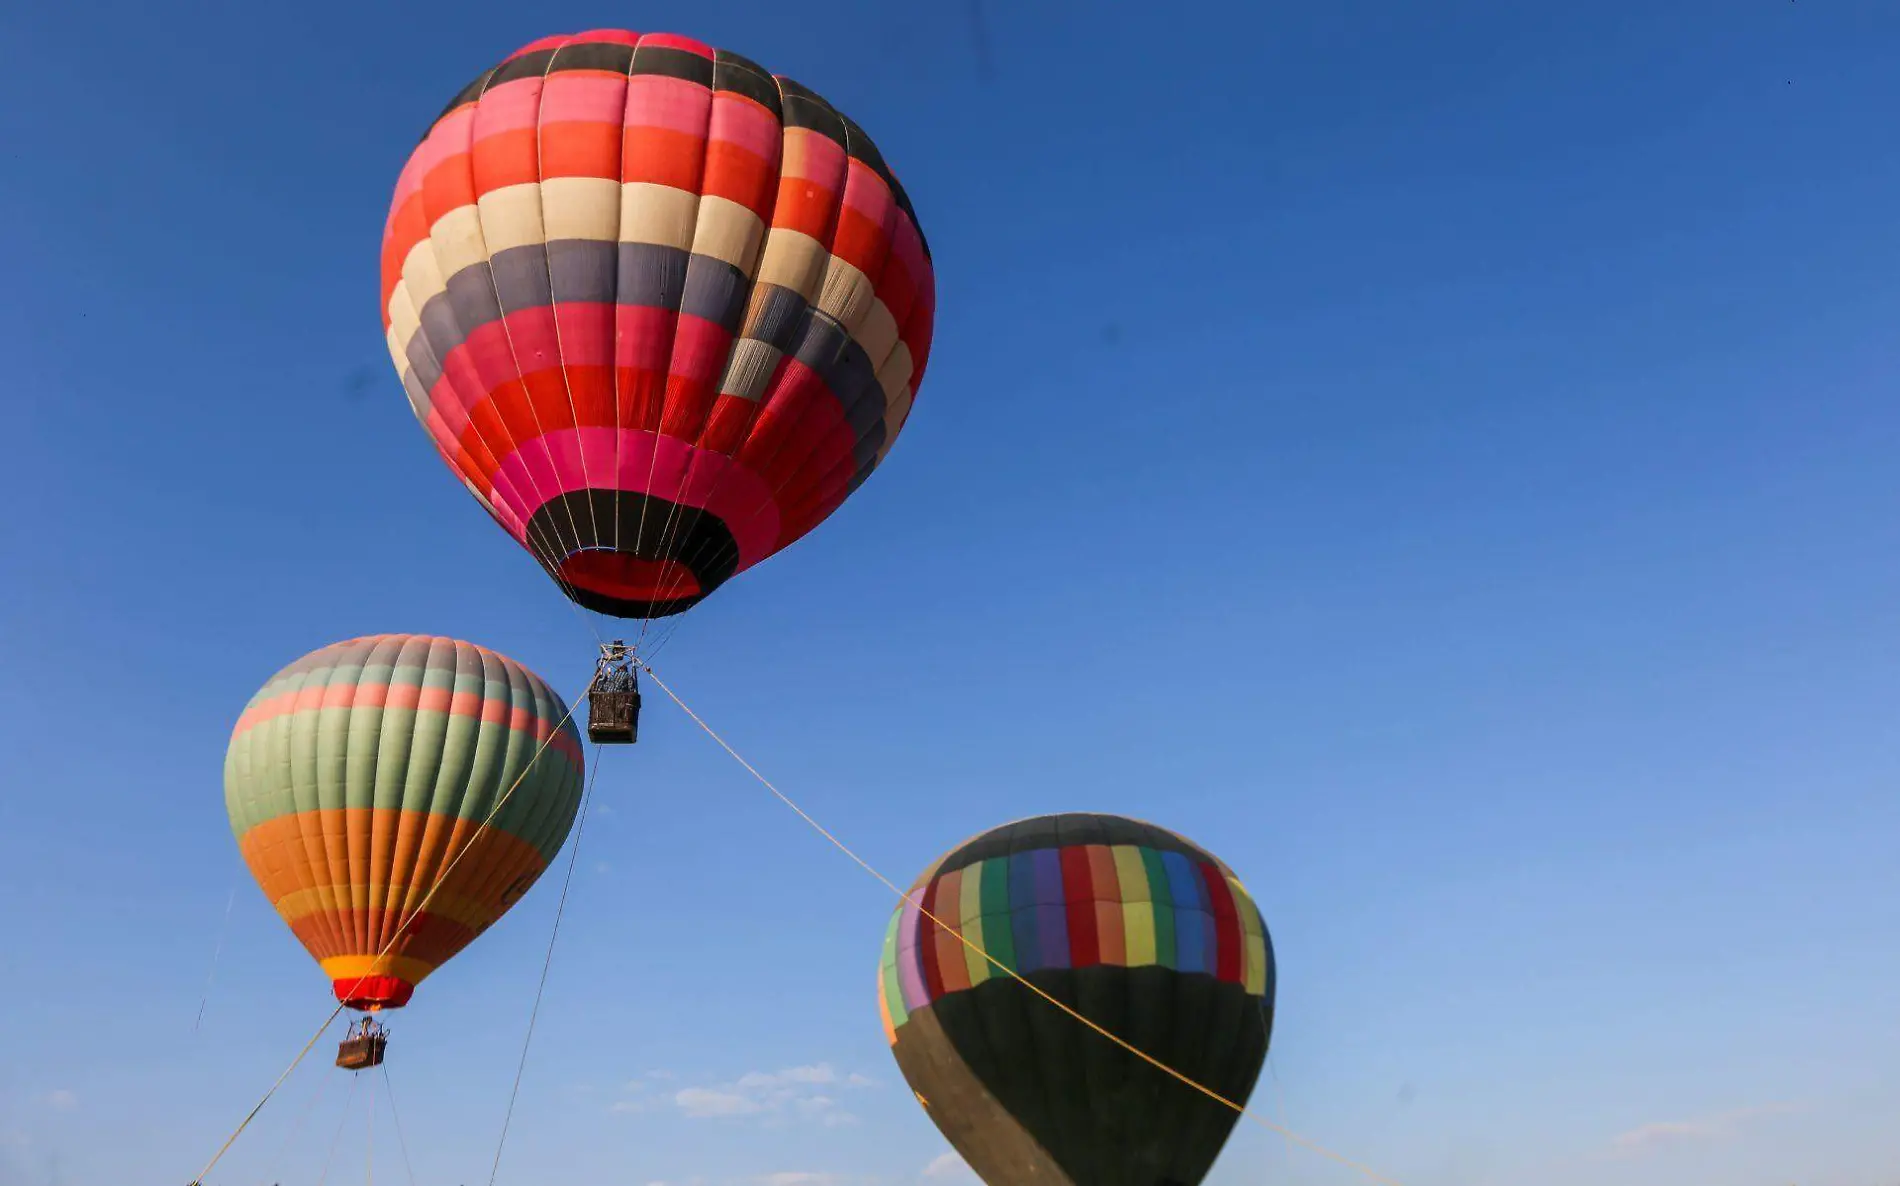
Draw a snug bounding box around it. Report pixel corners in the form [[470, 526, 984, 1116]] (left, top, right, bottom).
[[1061, 846, 1101, 969], [918, 878, 947, 1001], [1200, 863, 1244, 984]]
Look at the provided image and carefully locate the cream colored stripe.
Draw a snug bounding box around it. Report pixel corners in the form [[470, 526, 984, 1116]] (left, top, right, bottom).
[[755, 230, 829, 301], [427, 204, 492, 283], [542, 176, 622, 242], [619, 182, 700, 251], [691, 195, 767, 271], [476, 184, 546, 255], [397, 236, 451, 321]]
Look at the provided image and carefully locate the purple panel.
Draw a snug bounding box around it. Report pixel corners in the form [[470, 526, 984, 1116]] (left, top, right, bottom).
[[897, 889, 928, 1009], [1031, 848, 1065, 906], [1035, 902, 1071, 970]]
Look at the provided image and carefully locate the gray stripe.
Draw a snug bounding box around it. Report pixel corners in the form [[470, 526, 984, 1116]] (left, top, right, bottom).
[[680, 252, 751, 330], [442, 263, 503, 344], [788, 310, 887, 433], [399, 365, 433, 420], [548, 239, 618, 305], [491, 244, 554, 313], [404, 328, 445, 399], [616, 242, 689, 312], [740, 283, 807, 352]]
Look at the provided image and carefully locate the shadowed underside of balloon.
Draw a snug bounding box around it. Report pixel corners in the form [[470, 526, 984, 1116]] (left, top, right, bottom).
[[893, 971, 1268, 1186]]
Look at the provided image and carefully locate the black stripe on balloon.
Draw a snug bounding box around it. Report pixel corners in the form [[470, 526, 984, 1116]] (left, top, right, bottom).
[[897, 969, 1270, 1186], [523, 490, 743, 620], [939, 814, 1217, 872]]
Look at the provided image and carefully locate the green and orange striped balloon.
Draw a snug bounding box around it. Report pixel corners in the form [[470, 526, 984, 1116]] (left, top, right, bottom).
[[223, 634, 584, 1011]]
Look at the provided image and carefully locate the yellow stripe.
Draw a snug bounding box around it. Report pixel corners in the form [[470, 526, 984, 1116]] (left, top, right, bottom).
[[320, 954, 437, 985], [1244, 935, 1268, 995], [1229, 877, 1265, 939], [1111, 845, 1151, 902], [1123, 900, 1158, 967], [272, 885, 496, 933], [960, 863, 989, 986]]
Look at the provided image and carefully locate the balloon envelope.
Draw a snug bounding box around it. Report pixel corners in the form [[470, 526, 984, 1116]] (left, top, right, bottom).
[[879, 814, 1275, 1186], [224, 634, 584, 1010], [381, 30, 936, 619]]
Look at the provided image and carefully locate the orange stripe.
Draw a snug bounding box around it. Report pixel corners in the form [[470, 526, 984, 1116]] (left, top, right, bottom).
[[540, 120, 623, 180], [470, 129, 539, 193], [931, 869, 971, 993], [621, 127, 706, 191], [240, 808, 550, 967]]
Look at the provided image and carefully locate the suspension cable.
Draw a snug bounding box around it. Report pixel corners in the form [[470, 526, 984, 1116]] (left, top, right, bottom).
[[639, 659, 1404, 1186]]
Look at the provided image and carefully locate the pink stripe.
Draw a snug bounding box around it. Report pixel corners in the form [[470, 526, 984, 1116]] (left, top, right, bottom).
[[547, 303, 615, 369], [890, 215, 929, 297], [624, 75, 711, 137], [539, 73, 629, 125], [390, 148, 431, 213], [707, 91, 782, 161], [508, 33, 575, 61], [422, 404, 464, 454], [669, 314, 733, 387], [637, 32, 713, 57], [438, 320, 521, 410], [488, 428, 780, 566], [409, 106, 477, 182], [234, 682, 574, 739], [470, 76, 545, 139], [782, 126, 846, 183], [842, 160, 896, 223], [413, 686, 453, 714], [568, 28, 640, 49], [617, 305, 678, 371]]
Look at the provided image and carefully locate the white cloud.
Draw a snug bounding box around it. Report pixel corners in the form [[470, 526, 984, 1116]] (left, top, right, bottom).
[[754, 1175, 846, 1186], [614, 1063, 877, 1127], [1606, 1102, 1806, 1158], [922, 1151, 974, 1179], [44, 1090, 77, 1111], [676, 1087, 766, 1118]]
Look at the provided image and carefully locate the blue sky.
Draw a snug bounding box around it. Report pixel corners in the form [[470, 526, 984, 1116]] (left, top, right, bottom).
[[2, 1, 1898, 1184]]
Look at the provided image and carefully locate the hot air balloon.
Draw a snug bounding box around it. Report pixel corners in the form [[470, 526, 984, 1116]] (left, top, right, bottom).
[[878, 814, 1276, 1186], [380, 29, 935, 633], [223, 634, 585, 1067]]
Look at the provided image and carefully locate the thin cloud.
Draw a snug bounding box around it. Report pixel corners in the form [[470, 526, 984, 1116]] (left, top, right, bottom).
[[1606, 1102, 1806, 1158], [922, 1151, 974, 1179], [613, 1064, 877, 1127], [44, 1090, 77, 1111]]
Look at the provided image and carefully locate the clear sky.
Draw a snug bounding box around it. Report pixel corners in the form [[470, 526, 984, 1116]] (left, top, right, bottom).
[[1, 1, 1897, 1184]]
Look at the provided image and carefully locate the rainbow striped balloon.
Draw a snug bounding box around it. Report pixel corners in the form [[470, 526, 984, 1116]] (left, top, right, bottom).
[[223, 635, 584, 1010], [880, 814, 1275, 1186]]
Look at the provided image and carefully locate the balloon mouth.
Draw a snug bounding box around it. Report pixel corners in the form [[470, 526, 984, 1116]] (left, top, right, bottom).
[[559, 549, 705, 604], [331, 976, 414, 1012]]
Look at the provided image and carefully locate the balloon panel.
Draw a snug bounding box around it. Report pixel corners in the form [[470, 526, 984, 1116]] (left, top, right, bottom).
[[381, 31, 936, 619], [880, 814, 1275, 1186], [223, 635, 584, 1009]]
